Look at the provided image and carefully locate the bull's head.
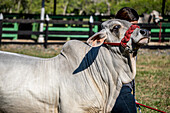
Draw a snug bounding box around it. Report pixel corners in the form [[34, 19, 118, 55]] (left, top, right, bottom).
[[87, 19, 150, 53]]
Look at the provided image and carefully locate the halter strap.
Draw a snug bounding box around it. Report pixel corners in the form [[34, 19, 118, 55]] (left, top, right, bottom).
[[104, 24, 140, 48]]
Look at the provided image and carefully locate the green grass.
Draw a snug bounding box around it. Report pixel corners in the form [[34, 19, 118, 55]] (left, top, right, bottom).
[[0, 45, 169, 113], [136, 50, 170, 113]]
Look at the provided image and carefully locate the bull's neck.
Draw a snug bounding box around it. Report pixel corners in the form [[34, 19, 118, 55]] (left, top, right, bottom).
[[89, 46, 137, 112], [83, 46, 137, 112], [109, 46, 137, 82]]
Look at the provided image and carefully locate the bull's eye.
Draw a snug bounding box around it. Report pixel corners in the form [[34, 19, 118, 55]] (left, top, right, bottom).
[[114, 25, 121, 29], [110, 25, 121, 38], [110, 25, 121, 33]]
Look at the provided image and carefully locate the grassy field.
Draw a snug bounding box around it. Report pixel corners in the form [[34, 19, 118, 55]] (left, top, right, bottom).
[[136, 49, 170, 113], [0, 44, 169, 113]]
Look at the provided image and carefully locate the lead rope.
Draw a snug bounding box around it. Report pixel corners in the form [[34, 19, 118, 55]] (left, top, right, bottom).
[[136, 102, 166, 113], [159, 22, 162, 42], [104, 24, 140, 48]]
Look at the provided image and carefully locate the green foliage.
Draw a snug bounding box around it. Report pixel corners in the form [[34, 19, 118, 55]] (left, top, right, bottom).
[[109, 0, 165, 15], [0, 0, 14, 12], [165, 0, 170, 15], [0, 0, 169, 15], [129, 0, 162, 15], [96, 2, 108, 14], [45, 0, 54, 14]]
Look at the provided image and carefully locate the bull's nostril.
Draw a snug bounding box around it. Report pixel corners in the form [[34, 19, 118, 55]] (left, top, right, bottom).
[[140, 29, 147, 36]]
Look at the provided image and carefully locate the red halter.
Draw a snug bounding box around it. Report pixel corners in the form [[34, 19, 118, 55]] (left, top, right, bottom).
[[104, 24, 140, 48]]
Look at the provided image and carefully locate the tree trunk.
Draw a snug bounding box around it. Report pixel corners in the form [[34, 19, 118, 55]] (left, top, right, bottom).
[[106, 0, 110, 15], [63, 1, 69, 15], [79, 10, 84, 15], [17, 0, 21, 12]]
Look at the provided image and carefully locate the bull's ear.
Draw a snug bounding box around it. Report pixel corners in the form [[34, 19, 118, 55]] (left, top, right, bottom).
[[87, 30, 107, 47]]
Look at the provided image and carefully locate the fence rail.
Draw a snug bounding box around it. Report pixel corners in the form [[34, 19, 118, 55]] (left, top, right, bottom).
[[0, 19, 170, 48]]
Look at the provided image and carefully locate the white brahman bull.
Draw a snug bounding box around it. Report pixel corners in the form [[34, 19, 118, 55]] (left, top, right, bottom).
[[0, 19, 150, 113], [138, 10, 163, 24]]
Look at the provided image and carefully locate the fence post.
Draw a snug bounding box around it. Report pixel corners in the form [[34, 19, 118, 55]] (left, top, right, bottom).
[[44, 20, 49, 48], [0, 20, 3, 46], [89, 16, 94, 37], [162, 27, 165, 42], [38, 0, 45, 43], [98, 15, 102, 31], [44, 15, 49, 48]]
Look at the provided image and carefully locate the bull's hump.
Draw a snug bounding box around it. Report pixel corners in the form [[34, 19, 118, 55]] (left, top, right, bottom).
[[61, 40, 90, 57], [63, 40, 89, 50]]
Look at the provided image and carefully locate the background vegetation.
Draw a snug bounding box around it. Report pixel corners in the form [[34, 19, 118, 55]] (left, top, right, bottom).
[[0, 0, 169, 15], [0, 44, 169, 113], [136, 50, 169, 113]]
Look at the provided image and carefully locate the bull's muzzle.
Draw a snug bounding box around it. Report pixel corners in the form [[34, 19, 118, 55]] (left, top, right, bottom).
[[137, 29, 151, 45]]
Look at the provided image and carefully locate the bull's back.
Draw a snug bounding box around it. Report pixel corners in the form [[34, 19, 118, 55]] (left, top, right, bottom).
[[0, 51, 60, 113], [0, 51, 41, 80]]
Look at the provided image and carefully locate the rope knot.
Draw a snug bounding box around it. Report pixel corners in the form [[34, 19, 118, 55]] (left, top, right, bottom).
[[121, 24, 140, 48], [103, 24, 140, 48]]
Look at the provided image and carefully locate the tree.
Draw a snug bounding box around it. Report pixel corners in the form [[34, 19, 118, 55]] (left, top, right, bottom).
[[0, 0, 13, 13], [0, 0, 169, 16]]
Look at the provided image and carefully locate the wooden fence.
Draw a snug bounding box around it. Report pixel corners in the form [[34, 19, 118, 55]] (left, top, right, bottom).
[[0, 19, 170, 48]]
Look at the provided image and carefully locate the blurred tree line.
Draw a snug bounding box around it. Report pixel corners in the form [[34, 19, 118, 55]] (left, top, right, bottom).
[[0, 0, 169, 15]]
